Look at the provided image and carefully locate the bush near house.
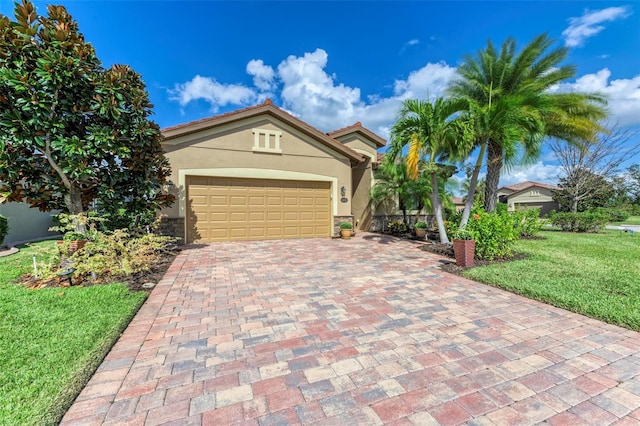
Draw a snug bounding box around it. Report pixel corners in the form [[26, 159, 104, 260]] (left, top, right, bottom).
[[446, 208, 543, 260], [590, 207, 630, 223], [550, 211, 608, 232], [387, 220, 408, 234], [0, 214, 7, 246]]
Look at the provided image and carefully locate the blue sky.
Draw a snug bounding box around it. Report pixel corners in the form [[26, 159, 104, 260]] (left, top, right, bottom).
[[2, 1, 639, 188]]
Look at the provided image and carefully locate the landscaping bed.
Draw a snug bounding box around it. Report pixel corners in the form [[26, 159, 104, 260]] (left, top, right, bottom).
[[0, 240, 177, 425]]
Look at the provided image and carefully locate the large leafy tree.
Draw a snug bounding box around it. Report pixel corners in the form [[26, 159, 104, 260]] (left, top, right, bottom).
[[387, 98, 472, 244], [449, 34, 607, 215], [0, 1, 173, 228]]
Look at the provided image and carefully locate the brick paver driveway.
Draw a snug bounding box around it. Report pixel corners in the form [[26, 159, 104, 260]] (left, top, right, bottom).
[[62, 233, 640, 425]]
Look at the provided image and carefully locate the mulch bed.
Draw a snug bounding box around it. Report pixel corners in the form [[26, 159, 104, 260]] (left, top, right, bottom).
[[377, 231, 530, 276], [18, 249, 180, 292]]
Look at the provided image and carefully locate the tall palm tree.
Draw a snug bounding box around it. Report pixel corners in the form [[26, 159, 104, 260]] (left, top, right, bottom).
[[387, 97, 472, 243], [449, 34, 608, 217]]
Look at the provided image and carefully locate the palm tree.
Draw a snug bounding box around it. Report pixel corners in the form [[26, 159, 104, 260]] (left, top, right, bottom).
[[387, 97, 472, 243], [370, 159, 430, 226], [449, 34, 608, 218]]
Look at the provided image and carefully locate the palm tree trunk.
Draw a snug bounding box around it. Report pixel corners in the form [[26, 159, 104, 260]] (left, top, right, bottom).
[[484, 141, 503, 213], [431, 173, 450, 244], [460, 142, 487, 228]]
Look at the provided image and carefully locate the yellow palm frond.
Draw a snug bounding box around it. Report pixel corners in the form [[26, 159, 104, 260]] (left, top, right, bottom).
[[406, 133, 421, 180]]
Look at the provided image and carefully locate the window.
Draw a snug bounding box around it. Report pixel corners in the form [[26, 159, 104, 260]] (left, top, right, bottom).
[[252, 128, 282, 154]]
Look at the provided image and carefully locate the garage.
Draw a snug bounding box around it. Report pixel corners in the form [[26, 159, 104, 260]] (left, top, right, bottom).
[[186, 176, 331, 242]]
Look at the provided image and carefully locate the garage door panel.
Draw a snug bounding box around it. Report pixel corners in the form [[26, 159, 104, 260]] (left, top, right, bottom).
[[187, 177, 331, 243]]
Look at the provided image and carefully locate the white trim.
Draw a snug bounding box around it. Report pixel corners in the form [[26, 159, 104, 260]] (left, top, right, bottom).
[[252, 128, 282, 154], [178, 168, 338, 217]]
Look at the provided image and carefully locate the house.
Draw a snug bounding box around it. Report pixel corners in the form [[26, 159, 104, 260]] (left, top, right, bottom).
[[452, 196, 465, 212], [0, 202, 58, 247], [159, 100, 386, 243], [497, 181, 560, 216]]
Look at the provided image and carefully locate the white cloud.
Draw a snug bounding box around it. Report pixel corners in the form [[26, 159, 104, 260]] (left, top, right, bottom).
[[277, 49, 365, 131], [399, 39, 420, 55], [558, 68, 640, 127], [500, 162, 564, 187], [562, 6, 631, 47], [246, 59, 276, 91], [169, 75, 256, 111]]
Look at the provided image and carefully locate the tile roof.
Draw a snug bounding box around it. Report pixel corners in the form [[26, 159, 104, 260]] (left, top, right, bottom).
[[328, 122, 387, 148], [161, 100, 364, 163], [499, 180, 559, 192]]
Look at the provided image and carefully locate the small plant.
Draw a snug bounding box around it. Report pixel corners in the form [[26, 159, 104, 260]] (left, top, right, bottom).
[[387, 220, 407, 234], [414, 221, 427, 229], [453, 228, 475, 240], [0, 214, 8, 246], [340, 222, 353, 230]]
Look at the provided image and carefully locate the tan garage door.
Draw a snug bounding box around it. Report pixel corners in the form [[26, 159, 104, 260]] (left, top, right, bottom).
[[186, 176, 332, 243]]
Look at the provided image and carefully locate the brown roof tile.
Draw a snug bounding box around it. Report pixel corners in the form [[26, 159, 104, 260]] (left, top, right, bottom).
[[328, 122, 386, 148], [161, 100, 364, 163]]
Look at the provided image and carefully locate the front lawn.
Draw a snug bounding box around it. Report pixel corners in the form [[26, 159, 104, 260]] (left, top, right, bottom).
[[463, 230, 640, 331], [0, 241, 147, 426], [612, 215, 640, 226]]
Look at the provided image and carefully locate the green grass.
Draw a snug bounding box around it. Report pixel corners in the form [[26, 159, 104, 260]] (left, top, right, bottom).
[[612, 215, 640, 226], [0, 241, 147, 426], [464, 230, 640, 331]]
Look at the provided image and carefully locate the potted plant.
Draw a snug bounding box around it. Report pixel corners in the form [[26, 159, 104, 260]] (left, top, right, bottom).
[[414, 221, 427, 239], [452, 228, 475, 267], [339, 222, 353, 239]]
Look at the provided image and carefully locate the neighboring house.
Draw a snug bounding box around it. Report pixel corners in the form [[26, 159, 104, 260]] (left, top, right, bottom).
[[0, 202, 58, 246], [452, 196, 465, 212], [497, 181, 560, 216], [159, 100, 386, 243]]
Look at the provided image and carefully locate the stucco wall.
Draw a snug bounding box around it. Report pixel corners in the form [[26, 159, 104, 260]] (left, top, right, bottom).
[[161, 114, 354, 220], [507, 187, 555, 209], [0, 202, 58, 246]]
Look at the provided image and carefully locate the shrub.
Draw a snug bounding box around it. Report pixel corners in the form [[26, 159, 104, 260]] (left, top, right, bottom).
[[387, 220, 407, 234], [414, 221, 427, 229], [447, 209, 520, 260], [590, 207, 629, 222], [72, 229, 175, 278], [0, 214, 8, 246], [339, 222, 353, 230], [512, 208, 544, 238], [452, 228, 475, 240], [550, 211, 607, 232]]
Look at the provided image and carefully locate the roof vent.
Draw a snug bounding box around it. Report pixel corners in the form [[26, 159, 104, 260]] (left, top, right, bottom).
[[264, 99, 273, 105]]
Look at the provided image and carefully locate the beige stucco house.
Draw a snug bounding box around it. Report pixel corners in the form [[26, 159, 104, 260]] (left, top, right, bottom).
[[497, 181, 560, 216], [0, 202, 58, 246], [159, 100, 385, 243]]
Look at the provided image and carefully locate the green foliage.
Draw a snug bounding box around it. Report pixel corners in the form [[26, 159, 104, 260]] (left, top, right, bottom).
[[447, 209, 520, 260], [387, 220, 407, 234], [0, 214, 7, 245], [70, 229, 175, 279], [452, 228, 475, 240], [550, 211, 608, 232], [414, 221, 427, 229], [590, 207, 629, 222], [0, 1, 173, 218], [464, 230, 640, 331], [513, 208, 544, 237], [449, 34, 608, 213], [552, 170, 614, 212], [339, 222, 353, 230]]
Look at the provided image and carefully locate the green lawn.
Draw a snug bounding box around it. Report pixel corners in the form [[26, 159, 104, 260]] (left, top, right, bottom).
[[0, 241, 147, 426], [464, 230, 640, 331], [612, 215, 640, 226]]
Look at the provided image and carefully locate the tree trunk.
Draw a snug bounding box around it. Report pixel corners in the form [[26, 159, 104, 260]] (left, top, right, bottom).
[[431, 173, 450, 244], [484, 141, 503, 213], [64, 186, 86, 233], [571, 198, 578, 213], [460, 142, 487, 228]]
